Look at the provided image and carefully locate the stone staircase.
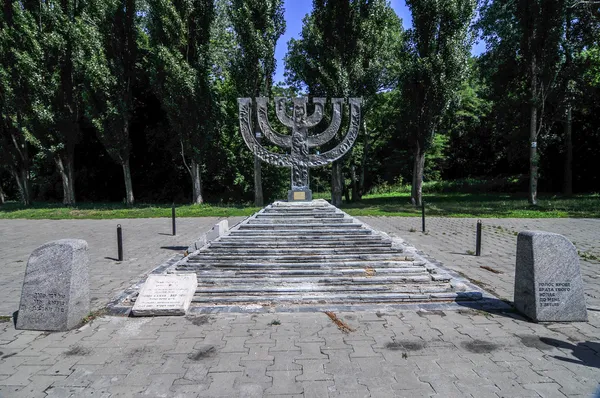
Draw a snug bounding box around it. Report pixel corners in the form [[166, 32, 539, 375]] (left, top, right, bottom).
[[177, 200, 483, 310]]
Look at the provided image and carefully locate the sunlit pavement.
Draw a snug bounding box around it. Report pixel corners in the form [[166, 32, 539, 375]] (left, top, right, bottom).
[[1, 217, 598, 397]]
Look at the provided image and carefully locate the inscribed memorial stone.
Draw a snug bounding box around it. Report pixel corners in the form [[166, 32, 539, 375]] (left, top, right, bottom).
[[514, 230, 587, 322], [132, 274, 197, 316], [16, 239, 90, 331]]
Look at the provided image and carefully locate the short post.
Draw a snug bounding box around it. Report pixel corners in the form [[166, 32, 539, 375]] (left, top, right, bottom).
[[172, 205, 176, 236], [421, 200, 426, 232], [475, 220, 482, 256], [117, 224, 123, 261]]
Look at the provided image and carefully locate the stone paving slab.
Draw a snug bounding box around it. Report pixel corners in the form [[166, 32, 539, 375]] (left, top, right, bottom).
[[0, 218, 245, 316], [0, 309, 599, 397], [0, 216, 599, 397]]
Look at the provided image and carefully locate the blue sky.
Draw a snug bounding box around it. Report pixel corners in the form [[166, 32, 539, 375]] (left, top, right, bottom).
[[273, 0, 485, 83]]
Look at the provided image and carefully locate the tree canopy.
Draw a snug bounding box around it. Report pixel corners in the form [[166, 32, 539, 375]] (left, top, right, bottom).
[[1, 0, 599, 206]]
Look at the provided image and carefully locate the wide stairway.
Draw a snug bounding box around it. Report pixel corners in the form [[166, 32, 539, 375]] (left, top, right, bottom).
[[177, 200, 482, 310]]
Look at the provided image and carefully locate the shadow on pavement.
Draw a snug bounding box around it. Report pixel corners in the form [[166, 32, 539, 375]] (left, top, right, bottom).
[[160, 246, 187, 251], [455, 296, 526, 320], [540, 338, 600, 369]]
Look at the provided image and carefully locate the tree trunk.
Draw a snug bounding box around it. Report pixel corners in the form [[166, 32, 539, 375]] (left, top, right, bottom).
[[563, 9, 573, 197], [122, 158, 135, 205], [10, 166, 31, 206], [358, 119, 368, 201], [254, 155, 263, 207], [411, 142, 425, 207], [528, 41, 538, 205], [563, 103, 572, 196], [190, 158, 203, 204], [350, 165, 358, 202], [55, 154, 76, 205], [331, 161, 343, 207], [529, 105, 538, 206], [0, 184, 5, 204]]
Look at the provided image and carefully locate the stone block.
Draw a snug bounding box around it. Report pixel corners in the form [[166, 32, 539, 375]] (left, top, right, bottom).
[[514, 231, 587, 322], [16, 239, 90, 331], [132, 274, 197, 316], [206, 220, 229, 242]]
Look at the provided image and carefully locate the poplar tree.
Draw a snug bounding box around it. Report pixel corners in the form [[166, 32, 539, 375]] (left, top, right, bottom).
[[147, 0, 215, 204]]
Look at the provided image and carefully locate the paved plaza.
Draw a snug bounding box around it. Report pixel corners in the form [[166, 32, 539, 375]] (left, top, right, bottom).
[[0, 216, 599, 397]]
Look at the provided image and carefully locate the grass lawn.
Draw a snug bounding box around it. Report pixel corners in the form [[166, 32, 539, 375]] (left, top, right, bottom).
[[1, 192, 598, 219], [0, 202, 260, 220], [339, 192, 600, 218]]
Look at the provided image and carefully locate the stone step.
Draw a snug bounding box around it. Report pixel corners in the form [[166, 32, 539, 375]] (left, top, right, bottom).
[[256, 213, 344, 218], [229, 228, 373, 235], [246, 218, 355, 224], [181, 260, 421, 269], [202, 247, 402, 255], [220, 234, 385, 241], [190, 266, 430, 276], [194, 283, 453, 294], [238, 223, 363, 229], [193, 274, 436, 284], [185, 254, 412, 262], [174, 200, 484, 310], [206, 241, 392, 249], [191, 291, 482, 304]]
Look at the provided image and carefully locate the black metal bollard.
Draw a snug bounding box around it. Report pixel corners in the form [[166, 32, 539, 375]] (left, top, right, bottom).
[[421, 200, 426, 232], [475, 219, 482, 256], [117, 224, 123, 261], [172, 205, 176, 236]]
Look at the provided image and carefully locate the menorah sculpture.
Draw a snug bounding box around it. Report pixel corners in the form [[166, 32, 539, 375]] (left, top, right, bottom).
[[238, 97, 362, 201]]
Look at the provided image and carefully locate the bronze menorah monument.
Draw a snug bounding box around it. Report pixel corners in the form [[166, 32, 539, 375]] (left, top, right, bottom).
[[238, 97, 362, 201]]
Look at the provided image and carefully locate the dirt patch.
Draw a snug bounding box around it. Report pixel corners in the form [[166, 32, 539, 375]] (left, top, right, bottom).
[[187, 315, 211, 326], [385, 341, 425, 351], [462, 340, 498, 353], [417, 310, 446, 317], [64, 345, 92, 356], [457, 309, 488, 317], [188, 345, 216, 361]]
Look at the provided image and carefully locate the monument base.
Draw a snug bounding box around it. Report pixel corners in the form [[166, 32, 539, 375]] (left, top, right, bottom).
[[287, 189, 312, 202]]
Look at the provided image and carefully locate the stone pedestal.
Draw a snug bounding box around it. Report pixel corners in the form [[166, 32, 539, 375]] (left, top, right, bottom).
[[16, 239, 90, 331], [287, 189, 313, 202], [514, 231, 587, 322]]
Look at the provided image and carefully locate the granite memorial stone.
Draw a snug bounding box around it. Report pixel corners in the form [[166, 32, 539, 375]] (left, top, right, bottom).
[[16, 239, 90, 331], [132, 274, 197, 316], [514, 230, 587, 322], [238, 97, 362, 201]]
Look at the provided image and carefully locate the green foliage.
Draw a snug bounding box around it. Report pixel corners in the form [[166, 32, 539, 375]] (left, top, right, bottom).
[[229, 0, 285, 96], [399, 0, 476, 149]]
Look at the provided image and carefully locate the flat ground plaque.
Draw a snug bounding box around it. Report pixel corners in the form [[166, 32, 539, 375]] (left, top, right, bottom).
[[132, 274, 197, 316]]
